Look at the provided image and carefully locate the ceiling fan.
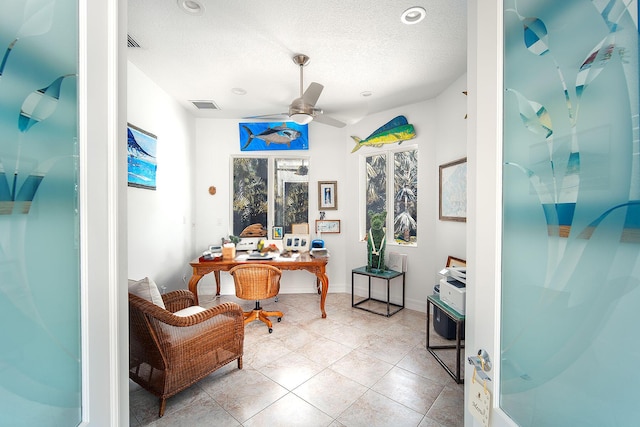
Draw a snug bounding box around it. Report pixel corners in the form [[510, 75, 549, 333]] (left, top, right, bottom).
[[247, 54, 346, 128]]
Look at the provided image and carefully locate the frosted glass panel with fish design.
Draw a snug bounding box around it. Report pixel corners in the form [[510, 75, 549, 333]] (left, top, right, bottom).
[[0, 0, 81, 424], [501, 0, 639, 425]]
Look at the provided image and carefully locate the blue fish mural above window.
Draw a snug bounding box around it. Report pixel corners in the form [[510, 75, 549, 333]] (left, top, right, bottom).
[[239, 122, 309, 151]]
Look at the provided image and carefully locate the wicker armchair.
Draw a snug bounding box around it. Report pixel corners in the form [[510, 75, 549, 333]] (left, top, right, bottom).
[[229, 264, 284, 333], [129, 289, 244, 417]]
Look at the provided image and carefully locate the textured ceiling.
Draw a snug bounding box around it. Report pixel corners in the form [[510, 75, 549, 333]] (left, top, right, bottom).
[[127, 0, 467, 125]]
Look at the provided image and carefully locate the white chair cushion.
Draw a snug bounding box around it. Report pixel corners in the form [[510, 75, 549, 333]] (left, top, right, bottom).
[[173, 306, 206, 317], [128, 277, 166, 310]]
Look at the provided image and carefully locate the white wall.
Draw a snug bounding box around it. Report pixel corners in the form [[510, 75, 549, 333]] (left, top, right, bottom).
[[434, 73, 468, 265], [126, 62, 196, 290]]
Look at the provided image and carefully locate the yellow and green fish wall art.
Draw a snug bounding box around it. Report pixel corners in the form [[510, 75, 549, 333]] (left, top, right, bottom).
[[350, 115, 416, 153]]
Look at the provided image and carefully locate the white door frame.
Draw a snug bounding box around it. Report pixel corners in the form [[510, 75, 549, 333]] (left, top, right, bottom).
[[466, 1, 516, 425], [79, 0, 128, 425]]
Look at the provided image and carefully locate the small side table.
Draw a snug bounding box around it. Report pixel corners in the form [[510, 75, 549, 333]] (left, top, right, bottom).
[[426, 294, 465, 384], [352, 266, 405, 317]]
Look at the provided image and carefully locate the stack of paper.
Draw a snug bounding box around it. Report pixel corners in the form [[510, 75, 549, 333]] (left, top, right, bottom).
[[448, 266, 466, 284]]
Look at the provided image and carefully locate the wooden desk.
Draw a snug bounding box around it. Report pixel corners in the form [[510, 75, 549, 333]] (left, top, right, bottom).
[[188, 253, 330, 318]]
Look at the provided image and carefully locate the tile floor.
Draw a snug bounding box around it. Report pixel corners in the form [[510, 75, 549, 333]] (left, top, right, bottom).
[[129, 292, 464, 427]]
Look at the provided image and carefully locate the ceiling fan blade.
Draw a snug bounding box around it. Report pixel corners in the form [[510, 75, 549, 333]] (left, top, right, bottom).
[[301, 82, 324, 107], [313, 113, 346, 128], [243, 113, 288, 120]]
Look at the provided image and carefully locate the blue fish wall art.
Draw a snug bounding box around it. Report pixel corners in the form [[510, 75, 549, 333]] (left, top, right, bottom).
[[239, 121, 309, 151]]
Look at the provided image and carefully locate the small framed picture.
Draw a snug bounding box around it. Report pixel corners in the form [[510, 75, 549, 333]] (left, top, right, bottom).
[[318, 181, 338, 210], [272, 226, 283, 240], [316, 219, 341, 234]]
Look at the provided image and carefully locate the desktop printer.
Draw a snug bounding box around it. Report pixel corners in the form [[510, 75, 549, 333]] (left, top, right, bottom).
[[439, 276, 466, 315]]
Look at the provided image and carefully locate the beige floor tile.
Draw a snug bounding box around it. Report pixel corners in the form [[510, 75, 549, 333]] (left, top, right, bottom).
[[336, 389, 424, 427], [242, 334, 292, 369], [295, 335, 353, 368], [243, 392, 333, 427], [330, 350, 394, 388], [293, 368, 368, 418], [129, 381, 204, 424], [273, 321, 323, 350], [397, 346, 460, 386], [418, 416, 448, 427], [371, 366, 444, 414], [260, 351, 324, 390], [393, 309, 428, 333], [377, 322, 424, 346], [356, 333, 415, 365], [199, 367, 288, 423], [150, 396, 241, 427], [320, 323, 380, 349], [301, 315, 344, 334], [426, 385, 464, 427]]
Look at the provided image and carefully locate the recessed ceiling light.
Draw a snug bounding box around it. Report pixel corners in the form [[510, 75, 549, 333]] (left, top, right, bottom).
[[177, 0, 204, 16], [231, 88, 247, 95], [361, 91, 373, 97], [401, 6, 426, 25]]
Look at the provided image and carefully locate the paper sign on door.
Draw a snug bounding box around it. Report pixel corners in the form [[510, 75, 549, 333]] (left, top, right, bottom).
[[469, 376, 491, 427]]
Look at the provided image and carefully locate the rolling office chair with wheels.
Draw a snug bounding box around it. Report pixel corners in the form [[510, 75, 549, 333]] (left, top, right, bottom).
[[229, 263, 284, 333]]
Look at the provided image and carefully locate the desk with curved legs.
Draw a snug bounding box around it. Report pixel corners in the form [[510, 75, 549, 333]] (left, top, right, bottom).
[[188, 253, 330, 318]]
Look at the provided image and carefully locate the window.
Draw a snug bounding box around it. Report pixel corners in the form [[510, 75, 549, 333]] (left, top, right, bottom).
[[273, 158, 309, 233], [232, 157, 309, 238], [363, 147, 418, 245]]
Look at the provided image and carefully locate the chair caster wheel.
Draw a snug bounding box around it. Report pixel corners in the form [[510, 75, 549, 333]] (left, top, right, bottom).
[[277, 317, 282, 322], [268, 328, 273, 333]]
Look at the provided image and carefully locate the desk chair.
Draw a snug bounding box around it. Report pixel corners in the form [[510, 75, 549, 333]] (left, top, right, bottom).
[[229, 264, 284, 333]]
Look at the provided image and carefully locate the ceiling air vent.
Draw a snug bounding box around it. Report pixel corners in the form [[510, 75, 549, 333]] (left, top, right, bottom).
[[190, 100, 220, 110], [127, 34, 141, 48]]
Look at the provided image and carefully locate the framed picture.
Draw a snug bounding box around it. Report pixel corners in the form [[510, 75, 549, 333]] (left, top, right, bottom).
[[127, 123, 157, 190], [439, 157, 467, 222], [318, 181, 338, 210], [316, 219, 341, 234], [272, 226, 283, 240], [446, 256, 466, 268], [283, 234, 310, 251]]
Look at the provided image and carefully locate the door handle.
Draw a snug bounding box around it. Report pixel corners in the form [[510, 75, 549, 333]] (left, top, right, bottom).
[[468, 349, 492, 381]]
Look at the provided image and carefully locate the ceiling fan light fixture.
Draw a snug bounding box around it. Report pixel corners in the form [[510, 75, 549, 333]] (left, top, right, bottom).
[[401, 6, 426, 25], [290, 113, 313, 125]]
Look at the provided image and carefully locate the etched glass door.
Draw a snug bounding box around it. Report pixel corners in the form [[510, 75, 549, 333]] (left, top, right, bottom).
[[0, 0, 81, 424], [502, 1, 639, 425]]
